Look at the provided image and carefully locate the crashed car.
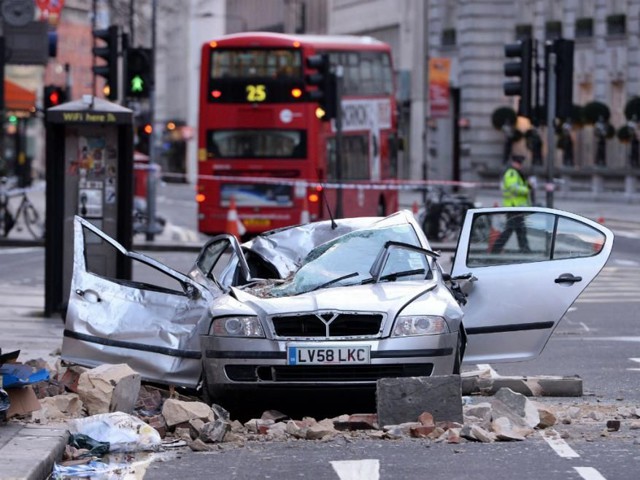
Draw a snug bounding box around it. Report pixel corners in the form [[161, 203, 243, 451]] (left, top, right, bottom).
[[62, 207, 613, 401]]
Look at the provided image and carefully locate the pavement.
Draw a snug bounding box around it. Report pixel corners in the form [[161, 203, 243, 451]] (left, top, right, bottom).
[[0, 180, 638, 480]]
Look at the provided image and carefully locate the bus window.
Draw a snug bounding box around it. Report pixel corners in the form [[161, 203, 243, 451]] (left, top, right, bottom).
[[208, 129, 306, 159], [211, 49, 302, 80], [327, 134, 369, 181]]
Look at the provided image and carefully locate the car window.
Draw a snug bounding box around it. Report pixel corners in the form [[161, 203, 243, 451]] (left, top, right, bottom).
[[196, 239, 232, 278], [82, 224, 187, 295], [553, 217, 606, 259], [466, 211, 606, 267], [267, 224, 422, 296]]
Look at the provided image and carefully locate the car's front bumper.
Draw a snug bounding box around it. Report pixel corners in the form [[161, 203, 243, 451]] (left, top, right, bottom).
[[201, 333, 458, 397]]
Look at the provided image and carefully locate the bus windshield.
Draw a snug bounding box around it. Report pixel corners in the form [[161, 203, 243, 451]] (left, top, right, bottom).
[[210, 48, 303, 79], [207, 129, 307, 159]]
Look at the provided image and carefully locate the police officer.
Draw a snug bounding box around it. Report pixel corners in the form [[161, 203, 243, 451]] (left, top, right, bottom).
[[492, 155, 532, 253]]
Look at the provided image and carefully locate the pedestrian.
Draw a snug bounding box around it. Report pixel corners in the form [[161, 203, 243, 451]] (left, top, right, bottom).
[[491, 155, 532, 253]]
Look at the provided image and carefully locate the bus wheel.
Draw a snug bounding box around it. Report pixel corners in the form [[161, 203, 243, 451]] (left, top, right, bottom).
[[377, 198, 386, 216]]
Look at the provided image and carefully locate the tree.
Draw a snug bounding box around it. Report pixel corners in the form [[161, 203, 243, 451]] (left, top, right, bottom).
[[622, 97, 640, 168]]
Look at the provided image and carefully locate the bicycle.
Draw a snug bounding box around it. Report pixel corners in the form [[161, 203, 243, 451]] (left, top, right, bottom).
[[418, 187, 479, 242], [0, 177, 45, 240]]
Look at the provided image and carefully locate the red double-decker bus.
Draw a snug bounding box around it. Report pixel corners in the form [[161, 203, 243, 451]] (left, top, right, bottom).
[[196, 32, 399, 236]]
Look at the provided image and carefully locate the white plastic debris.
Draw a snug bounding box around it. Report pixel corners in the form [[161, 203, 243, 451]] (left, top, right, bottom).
[[67, 411, 162, 452]]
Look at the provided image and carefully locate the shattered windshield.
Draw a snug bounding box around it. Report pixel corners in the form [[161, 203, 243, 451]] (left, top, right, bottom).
[[258, 224, 426, 297]]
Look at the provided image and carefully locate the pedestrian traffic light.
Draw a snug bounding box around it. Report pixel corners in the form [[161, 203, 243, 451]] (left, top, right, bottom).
[[125, 48, 153, 98], [44, 85, 67, 109], [92, 25, 119, 101], [306, 53, 337, 121], [503, 38, 533, 119]]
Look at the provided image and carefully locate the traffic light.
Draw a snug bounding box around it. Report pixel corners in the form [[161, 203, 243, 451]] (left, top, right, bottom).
[[306, 53, 337, 121], [44, 85, 67, 109], [554, 38, 574, 120], [125, 48, 153, 98], [503, 38, 533, 118], [92, 25, 119, 101], [136, 123, 152, 155]]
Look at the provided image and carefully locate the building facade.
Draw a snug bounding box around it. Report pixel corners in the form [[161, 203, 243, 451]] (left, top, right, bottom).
[[12, 0, 640, 193]]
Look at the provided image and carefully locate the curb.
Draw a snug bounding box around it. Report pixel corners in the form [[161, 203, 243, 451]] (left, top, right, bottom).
[[0, 425, 68, 480]]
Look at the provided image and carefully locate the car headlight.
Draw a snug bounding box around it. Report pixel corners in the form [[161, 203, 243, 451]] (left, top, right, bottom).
[[392, 315, 450, 337], [212, 316, 265, 338]]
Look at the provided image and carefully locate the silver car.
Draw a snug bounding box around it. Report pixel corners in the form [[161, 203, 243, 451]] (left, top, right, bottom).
[[62, 207, 613, 401]]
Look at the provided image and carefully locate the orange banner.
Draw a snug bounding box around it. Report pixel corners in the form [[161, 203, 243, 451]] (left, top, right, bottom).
[[428, 58, 451, 118]]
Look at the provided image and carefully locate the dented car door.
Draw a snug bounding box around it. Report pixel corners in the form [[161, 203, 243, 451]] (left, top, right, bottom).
[[61, 216, 213, 388], [451, 207, 613, 364]]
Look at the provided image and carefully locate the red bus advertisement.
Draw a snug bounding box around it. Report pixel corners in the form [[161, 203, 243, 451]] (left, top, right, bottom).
[[196, 32, 399, 236]]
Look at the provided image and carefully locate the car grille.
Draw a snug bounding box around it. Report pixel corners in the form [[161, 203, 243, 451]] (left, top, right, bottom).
[[271, 313, 383, 338], [225, 364, 433, 382]]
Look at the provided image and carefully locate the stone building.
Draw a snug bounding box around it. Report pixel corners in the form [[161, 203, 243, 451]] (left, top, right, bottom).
[[13, 0, 640, 197]]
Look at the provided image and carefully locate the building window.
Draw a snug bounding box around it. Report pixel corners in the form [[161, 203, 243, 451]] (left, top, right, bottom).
[[441, 28, 456, 46], [575, 18, 593, 38], [515, 24, 532, 40], [606, 14, 626, 35], [545, 21, 562, 40]]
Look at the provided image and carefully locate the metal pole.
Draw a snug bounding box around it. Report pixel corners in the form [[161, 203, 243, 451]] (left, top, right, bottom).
[[545, 52, 556, 208], [0, 34, 5, 177], [64, 63, 72, 99], [145, 0, 158, 240], [334, 67, 343, 218]]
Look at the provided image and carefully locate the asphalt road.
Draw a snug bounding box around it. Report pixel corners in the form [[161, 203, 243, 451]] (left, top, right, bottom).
[[2, 184, 640, 479]]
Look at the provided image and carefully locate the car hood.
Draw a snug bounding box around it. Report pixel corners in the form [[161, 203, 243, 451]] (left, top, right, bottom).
[[233, 281, 438, 318]]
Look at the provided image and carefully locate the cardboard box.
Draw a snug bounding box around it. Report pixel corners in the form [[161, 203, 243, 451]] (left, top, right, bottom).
[[6, 386, 41, 418]]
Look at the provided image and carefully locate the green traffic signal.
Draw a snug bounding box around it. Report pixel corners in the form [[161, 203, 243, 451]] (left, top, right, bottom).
[[131, 75, 145, 93], [126, 48, 152, 98]]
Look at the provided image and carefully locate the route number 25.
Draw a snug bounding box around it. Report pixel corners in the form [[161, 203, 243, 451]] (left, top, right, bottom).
[[246, 84, 266, 102]]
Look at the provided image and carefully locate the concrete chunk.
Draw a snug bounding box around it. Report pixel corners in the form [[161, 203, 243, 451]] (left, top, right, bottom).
[[461, 375, 582, 397], [376, 375, 463, 427], [161, 399, 214, 427], [77, 364, 141, 415]]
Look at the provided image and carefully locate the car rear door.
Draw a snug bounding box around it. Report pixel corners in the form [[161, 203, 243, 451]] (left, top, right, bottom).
[[451, 207, 613, 363], [62, 216, 213, 388]]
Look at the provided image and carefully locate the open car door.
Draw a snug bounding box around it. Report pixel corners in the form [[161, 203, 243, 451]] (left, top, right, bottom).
[[62, 216, 213, 388], [451, 207, 613, 364]]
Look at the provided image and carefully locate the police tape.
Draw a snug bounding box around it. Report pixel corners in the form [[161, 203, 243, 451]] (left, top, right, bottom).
[[157, 172, 499, 191]]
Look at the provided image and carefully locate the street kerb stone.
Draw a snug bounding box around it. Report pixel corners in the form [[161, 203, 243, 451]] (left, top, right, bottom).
[[376, 375, 463, 427]]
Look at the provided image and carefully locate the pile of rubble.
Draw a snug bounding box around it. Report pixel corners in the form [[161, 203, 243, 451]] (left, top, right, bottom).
[[5, 360, 640, 460]]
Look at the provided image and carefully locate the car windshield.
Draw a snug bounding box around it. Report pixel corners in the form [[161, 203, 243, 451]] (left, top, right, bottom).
[[262, 224, 426, 297]]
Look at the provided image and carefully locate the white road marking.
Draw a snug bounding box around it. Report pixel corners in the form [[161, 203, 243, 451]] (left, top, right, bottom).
[[629, 359, 640, 371], [0, 247, 37, 255], [580, 337, 640, 343], [540, 429, 580, 458], [331, 459, 379, 480], [579, 322, 590, 332], [611, 258, 640, 266], [574, 467, 607, 480]]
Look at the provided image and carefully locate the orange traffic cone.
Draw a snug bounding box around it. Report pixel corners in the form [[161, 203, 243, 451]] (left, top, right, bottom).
[[487, 226, 500, 252], [226, 196, 246, 237], [300, 196, 310, 224]]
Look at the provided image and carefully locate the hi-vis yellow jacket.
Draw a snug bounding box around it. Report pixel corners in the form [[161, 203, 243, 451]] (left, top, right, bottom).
[[501, 167, 531, 207]]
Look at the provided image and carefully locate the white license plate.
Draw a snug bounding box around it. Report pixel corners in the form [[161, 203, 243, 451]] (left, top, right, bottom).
[[287, 345, 370, 365]]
